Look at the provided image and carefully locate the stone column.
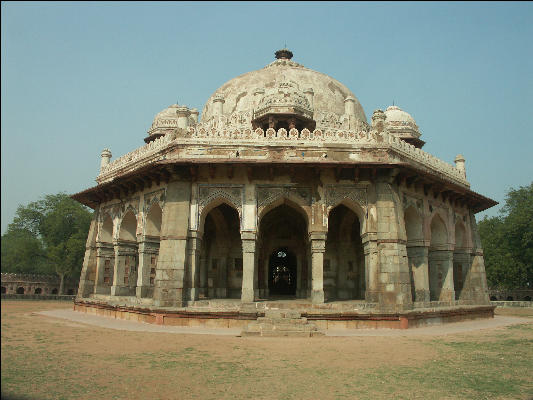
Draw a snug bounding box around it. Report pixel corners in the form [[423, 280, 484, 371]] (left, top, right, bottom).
[[199, 253, 208, 298], [111, 241, 137, 296], [374, 179, 413, 311], [136, 239, 158, 298], [362, 233, 379, 302], [428, 249, 455, 302], [94, 243, 114, 295], [466, 211, 490, 304], [241, 231, 257, 303], [77, 213, 98, 297], [406, 245, 430, 303], [310, 232, 326, 304], [153, 181, 191, 307], [186, 231, 202, 301]]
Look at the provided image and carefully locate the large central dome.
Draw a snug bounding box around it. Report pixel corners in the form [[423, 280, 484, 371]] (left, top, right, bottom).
[[200, 50, 367, 130]]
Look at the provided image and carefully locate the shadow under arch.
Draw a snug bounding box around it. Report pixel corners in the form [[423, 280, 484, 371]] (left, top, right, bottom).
[[200, 202, 242, 299], [403, 205, 428, 303], [199, 197, 241, 234], [325, 203, 365, 301], [326, 198, 367, 235], [258, 196, 310, 233], [453, 219, 469, 301], [257, 201, 309, 299], [428, 213, 452, 302]]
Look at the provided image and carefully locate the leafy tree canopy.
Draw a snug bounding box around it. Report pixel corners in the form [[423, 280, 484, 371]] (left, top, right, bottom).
[[1, 193, 92, 293], [479, 182, 533, 289]]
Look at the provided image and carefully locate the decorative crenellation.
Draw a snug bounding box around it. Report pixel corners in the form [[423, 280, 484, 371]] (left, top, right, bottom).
[[97, 126, 469, 188], [99, 133, 176, 178]]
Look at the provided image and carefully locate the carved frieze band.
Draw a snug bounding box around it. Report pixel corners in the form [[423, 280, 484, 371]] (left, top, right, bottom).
[[325, 185, 367, 211], [256, 185, 312, 216], [197, 184, 244, 226], [402, 192, 423, 212], [143, 189, 166, 213]]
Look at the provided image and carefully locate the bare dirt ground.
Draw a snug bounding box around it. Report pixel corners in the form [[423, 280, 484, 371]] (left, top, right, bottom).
[[2, 301, 533, 400]]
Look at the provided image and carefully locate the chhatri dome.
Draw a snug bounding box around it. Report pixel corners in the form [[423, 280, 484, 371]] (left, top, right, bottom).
[[201, 49, 366, 132], [73, 48, 497, 334]]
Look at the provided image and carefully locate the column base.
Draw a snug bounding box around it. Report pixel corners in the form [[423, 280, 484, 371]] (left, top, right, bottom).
[[187, 288, 200, 301], [111, 285, 132, 296], [415, 289, 430, 303], [241, 288, 255, 303], [136, 286, 153, 298], [311, 290, 324, 304]]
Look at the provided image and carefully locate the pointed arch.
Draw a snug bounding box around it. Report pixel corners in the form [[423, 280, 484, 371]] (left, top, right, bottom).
[[327, 198, 367, 235], [119, 210, 137, 242], [145, 202, 162, 237], [326, 204, 365, 300], [430, 213, 448, 249], [199, 197, 241, 234], [258, 197, 309, 233], [99, 213, 114, 243], [454, 220, 467, 250]]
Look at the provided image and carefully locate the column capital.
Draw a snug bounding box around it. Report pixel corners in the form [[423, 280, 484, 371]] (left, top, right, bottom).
[[240, 230, 257, 242], [308, 231, 327, 242]]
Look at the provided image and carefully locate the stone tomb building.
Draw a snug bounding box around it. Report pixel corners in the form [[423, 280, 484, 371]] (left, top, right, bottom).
[[73, 50, 497, 330]]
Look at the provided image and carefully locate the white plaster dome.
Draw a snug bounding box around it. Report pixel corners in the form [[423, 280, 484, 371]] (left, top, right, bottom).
[[384, 105, 424, 147], [200, 50, 367, 130]]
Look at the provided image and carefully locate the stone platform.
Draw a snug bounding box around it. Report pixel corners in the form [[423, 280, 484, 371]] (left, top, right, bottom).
[[74, 297, 495, 330], [241, 310, 325, 337]]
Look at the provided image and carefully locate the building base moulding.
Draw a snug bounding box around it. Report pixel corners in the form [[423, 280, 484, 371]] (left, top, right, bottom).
[[74, 300, 495, 330]]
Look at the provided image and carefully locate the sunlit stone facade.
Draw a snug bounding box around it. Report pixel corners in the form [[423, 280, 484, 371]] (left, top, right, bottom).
[[73, 50, 497, 329]]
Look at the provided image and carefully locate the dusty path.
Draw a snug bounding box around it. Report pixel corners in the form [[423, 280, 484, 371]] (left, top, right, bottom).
[[3, 301, 533, 400], [38, 307, 532, 337]]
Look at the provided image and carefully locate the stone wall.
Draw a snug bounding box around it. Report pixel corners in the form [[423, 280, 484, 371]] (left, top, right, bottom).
[[78, 164, 490, 311]]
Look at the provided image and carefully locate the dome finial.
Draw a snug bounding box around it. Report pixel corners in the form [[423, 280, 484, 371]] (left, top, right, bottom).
[[275, 48, 293, 60]]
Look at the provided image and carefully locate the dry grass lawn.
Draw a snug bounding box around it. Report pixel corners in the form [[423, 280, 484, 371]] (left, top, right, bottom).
[[1, 300, 532, 400]]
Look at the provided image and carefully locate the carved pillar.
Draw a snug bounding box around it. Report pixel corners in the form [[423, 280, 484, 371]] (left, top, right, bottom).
[[136, 238, 159, 298], [153, 181, 191, 307], [186, 231, 202, 301], [428, 249, 455, 302], [199, 253, 208, 298], [111, 241, 137, 296], [362, 233, 379, 302], [94, 243, 114, 295], [241, 231, 257, 303], [374, 179, 413, 311], [465, 211, 490, 304], [310, 232, 326, 304], [406, 245, 430, 303], [78, 213, 98, 297]]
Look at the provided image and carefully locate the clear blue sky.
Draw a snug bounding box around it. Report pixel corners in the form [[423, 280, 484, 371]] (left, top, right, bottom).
[[2, 2, 532, 234]]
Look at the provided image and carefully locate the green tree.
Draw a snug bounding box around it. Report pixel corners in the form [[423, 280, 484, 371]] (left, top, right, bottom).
[[479, 182, 533, 289], [1, 193, 93, 293]]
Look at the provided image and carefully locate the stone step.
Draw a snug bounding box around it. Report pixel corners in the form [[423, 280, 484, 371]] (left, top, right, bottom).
[[264, 310, 301, 319], [247, 323, 319, 332], [257, 316, 308, 324]]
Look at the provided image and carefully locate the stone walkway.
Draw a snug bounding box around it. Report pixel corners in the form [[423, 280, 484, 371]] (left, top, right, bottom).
[[37, 308, 532, 337]]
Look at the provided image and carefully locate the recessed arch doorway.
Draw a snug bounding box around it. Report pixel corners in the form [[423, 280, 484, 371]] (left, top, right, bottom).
[[269, 248, 297, 296]]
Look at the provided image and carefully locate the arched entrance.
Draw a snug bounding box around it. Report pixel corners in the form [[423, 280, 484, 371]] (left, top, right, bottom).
[[258, 203, 308, 299], [200, 203, 242, 299], [269, 248, 297, 296]]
